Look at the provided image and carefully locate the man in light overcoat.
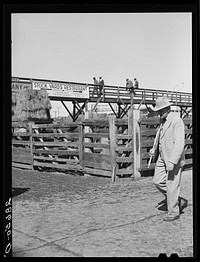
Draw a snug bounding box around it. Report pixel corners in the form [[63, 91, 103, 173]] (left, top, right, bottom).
[[149, 96, 187, 221]]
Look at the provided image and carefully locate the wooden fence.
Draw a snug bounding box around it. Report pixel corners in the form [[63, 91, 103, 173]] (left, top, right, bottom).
[[139, 116, 193, 172], [12, 111, 192, 181]]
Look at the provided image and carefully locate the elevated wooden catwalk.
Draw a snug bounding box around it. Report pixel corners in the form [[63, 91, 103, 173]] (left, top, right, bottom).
[[12, 77, 192, 120]]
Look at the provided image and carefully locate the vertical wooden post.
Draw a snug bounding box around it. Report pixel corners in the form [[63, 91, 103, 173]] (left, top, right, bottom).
[[78, 123, 84, 170], [84, 109, 92, 153], [130, 92, 134, 108], [132, 110, 141, 179], [128, 109, 134, 175], [128, 107, 133, 134], [109, 115, 117, 183], [102, 86, 105, 102], [29, 122, 33, 170]]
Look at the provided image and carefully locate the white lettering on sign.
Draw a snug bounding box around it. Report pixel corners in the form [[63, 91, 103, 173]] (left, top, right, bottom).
[[32, 81, 89, 99], [12, 82, 31, 91]]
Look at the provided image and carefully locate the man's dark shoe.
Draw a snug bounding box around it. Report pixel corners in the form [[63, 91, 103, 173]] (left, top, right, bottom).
[[163, 214, 180, 222], [179, 197, 188, 214]]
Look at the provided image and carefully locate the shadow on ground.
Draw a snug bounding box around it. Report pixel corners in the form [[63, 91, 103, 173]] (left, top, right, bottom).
[[12, 187, 30, 198]]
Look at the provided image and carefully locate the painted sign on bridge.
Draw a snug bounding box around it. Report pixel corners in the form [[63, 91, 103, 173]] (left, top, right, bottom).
[[32, 81, 89, 99]]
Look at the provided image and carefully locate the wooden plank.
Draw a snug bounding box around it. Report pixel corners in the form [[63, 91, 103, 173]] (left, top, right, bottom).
[[12, 140, 30, 146], [115, 156, 134, 163], [12, 148, 30, 154], [33, 149, 79, 156], [115, 119, 128, 126], [84, 160, 111, 170], [84, 142, 110, 149], [12, 122, 28, 128], [116, 169, 134, 175], [82, 120, 109, 127], [32, 123, 78, 129], [141, 129, 157, 136], [185, 139, 192, 145], [116, 146, 133, 152], [141, 140, 154, 147], [140, 118, 161, 125], [33, 141, 79, 147], [116, 134, 132, 139], [33, 161, 81, 170], [12, 162, 32, 170], [83, 167, 111, 177], [32, 133, 79, 138], [34, 155, 79, 164], [184, 129, 192, 134], [12, 153, 32, 164], [141, 136, 155, 142], [84, 133, 109, 138], [13, 132, 30, 136]]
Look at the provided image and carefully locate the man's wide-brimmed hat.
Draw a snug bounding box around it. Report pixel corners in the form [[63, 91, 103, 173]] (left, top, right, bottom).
[[152, 96, 173, 111]]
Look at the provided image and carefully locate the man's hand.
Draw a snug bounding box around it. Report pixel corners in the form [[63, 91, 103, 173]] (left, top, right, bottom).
[[149, 148, 155, 157], [167, 162, 174, 172]]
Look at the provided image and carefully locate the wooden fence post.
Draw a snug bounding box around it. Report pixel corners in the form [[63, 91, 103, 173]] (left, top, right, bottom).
[[29, 122, 34, 170], [84, 110, 92, 153], [128, 109, 134, 175], [132, 110, 141, 178], [128, 108, 133, 134], [109, 115, 117, 183], [78, 123, 84, 170]]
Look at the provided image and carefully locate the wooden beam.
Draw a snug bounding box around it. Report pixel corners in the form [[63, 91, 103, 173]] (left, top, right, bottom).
[[91, 96, 102, 112], [132, 110, 141, 178], [78, 123, 84, 169], [109, 115, 117, 182], [108, 103, 118, 117], [120, 104, 130, 118], [61, 100, 73, 119], [29, 123, 33, 170]]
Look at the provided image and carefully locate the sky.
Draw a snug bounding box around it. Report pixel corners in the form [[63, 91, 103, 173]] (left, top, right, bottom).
[[11, 12, 192, 117]]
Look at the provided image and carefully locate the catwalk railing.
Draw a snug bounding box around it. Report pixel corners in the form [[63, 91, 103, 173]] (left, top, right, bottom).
[[12, 77, 192, 107]]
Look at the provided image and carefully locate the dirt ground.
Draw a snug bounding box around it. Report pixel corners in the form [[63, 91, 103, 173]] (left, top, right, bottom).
[[12, 167, 193, 257]]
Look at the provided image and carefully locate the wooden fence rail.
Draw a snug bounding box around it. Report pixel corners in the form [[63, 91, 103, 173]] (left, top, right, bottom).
[[12, 112, 192, 181], [138, 116, 193, 172]]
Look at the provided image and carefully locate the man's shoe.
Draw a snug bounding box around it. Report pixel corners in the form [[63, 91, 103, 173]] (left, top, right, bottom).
[[163, 214, 180, 222], [179, 197, 188, 213]]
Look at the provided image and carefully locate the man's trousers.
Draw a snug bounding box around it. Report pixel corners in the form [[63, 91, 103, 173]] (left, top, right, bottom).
[[153, 154, 182, 217]]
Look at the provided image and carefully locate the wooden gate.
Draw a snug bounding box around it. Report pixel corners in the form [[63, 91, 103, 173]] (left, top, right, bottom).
[[78, 113, 140, 182], [32, 123, 81, 171]]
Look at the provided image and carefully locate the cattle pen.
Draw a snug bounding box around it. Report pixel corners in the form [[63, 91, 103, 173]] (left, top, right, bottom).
[[12, 110, 192, 182]]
